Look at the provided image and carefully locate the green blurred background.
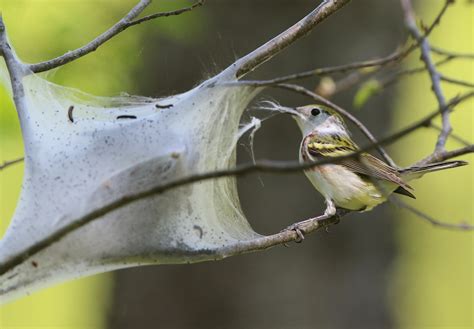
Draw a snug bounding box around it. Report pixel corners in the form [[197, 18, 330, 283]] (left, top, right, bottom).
[[0, 0, 472, 328]]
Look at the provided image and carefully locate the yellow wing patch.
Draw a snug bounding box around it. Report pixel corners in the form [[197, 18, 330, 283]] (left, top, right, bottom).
[[305, 133, 357, 157]]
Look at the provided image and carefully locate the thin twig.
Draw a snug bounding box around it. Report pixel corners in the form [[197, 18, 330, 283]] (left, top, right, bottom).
[[28, 0, 205, 73], [379, 57, 453, 89], [127, 0, 205, 27], [0, 157, 24, 171], [275, 83, 398, 167], [431, 46, 474, 60], [425, 144, 474, 163], [427, 122, 471, 147], [0, 16, 30, 128], [234, 47, 408, 87], [232, 0, 452, 87], [401, 0, 452, 152], [1, 92, 472, 276], [232, 0, 352, 79], [419, 0, 452, 36], [440, 75, 474, 88], [393, 197, 474, 230], [319, 71, 364, 98], [315, 55, 449, 99]]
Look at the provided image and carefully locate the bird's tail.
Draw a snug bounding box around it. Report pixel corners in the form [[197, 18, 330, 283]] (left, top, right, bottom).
[[400, 160, 468, 180]]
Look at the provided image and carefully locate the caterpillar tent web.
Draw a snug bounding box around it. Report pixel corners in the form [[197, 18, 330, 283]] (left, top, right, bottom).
[[0, 64, 261, 303]]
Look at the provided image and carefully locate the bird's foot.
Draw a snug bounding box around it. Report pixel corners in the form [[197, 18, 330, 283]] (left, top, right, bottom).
[[283, 223, 307, 243], [281, 213, 340, 243]]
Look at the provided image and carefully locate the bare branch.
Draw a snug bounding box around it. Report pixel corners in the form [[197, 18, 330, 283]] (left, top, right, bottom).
[[1, 91, 471, 276], [233, 0, 452, 87], [393, 197, 474, 231], [220, 210, 350, 257], [0, 16, 30, 125], [0, 157, 24, 171], [378, 57, 452, 89], [326, 55, 459, 105], [440, 75, 474, 88], [431, 46, 474, 60], [439, 144, 474, 160], [235, 46, 408, 87], [274, 83, 398, 167], [0, 156, 352, 275], [233, 0, 352, 79], [28, 0, 205, 73], [401, 0, 452, 152], [316, 54, 452, 99], [421, 144, 474, 164], [427, 122, 471, 147], [127, 0, 205, 27], [419, 0, 452, 37], [317, 72, 365, 98]]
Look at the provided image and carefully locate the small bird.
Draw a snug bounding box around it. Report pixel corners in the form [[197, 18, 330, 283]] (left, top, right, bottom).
[[278, 104, 467, 216]]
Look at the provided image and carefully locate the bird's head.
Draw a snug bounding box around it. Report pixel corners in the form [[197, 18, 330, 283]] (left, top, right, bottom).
[[258, 101, 349, 136], [290, 104, 348, 136]]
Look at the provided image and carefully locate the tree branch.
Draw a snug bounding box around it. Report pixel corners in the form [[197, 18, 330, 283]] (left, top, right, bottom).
[[315, 55, 452, 99], [393, 197, 474, 230], [220, 210, 350, 257], [0, 16, 30, 126], [401, 0, 453, 152], [127, 0, 205, 27], [0, 157, 24, 171], [232, 0, 452, 87], [234, 46, 408, 87], [431, 46, 474, 60], [28, 0, 205, 73], [378, 57, 452, 89], [427, 122, 471, 147], [419, 144, 474, 164], [232, 0, 352, 79], [440, 75, 474, 88]]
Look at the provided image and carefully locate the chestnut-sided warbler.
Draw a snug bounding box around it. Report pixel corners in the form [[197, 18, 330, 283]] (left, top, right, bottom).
[[276, 104, 466, 216]]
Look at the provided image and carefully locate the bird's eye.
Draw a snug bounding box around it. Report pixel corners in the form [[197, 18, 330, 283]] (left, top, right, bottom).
[[311, 108, 321, 116]]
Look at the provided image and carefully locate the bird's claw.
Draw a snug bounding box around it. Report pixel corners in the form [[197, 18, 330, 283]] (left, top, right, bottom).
[[282, 223, 305, 243], [281, 208, 349, 244]]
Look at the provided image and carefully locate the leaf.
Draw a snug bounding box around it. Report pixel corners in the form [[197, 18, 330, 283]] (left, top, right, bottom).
[[353, 79, 381, 109]]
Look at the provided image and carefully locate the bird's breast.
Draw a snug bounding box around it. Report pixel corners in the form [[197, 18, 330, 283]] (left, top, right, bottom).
[[302, 159, 386, 211]]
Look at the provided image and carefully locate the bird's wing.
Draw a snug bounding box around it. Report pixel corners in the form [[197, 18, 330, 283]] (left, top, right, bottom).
[[305, 133, 414, 196], [340, 153, 413, 190], [305, 132, 358, 157]]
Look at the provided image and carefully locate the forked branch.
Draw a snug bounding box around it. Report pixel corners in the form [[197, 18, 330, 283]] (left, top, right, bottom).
[[232, 0, 352, 78], [401, 0, 452, 152], [0, 157, 24, 171], [28, 0, 205, 73], [233, 0, 452, 87], [393, 197, 474, 231]]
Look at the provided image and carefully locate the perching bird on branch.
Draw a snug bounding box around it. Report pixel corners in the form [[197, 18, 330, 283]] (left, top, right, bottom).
[[280, 104, 467, 216]]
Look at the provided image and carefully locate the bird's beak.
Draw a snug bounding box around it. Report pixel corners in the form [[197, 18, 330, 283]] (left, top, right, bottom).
[[258, 101, 304, 120], [271, 105, 296, 115], [275, 106, 302, 119], [288, 108, 299, 116], [288, 107, 306, 121]]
